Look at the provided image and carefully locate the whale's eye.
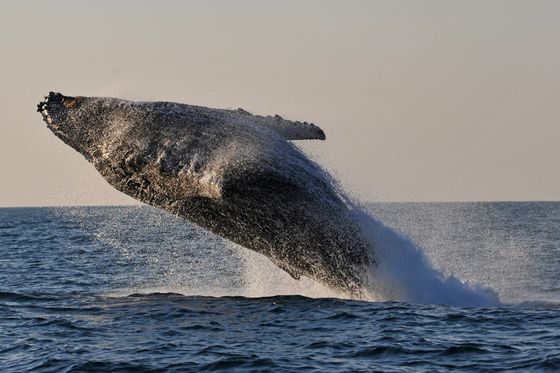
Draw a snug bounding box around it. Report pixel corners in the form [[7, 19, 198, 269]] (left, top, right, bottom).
[[62, 96, 84, 109]]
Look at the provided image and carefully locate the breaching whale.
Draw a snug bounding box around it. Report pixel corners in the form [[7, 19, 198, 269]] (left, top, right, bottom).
[[37, 92, 374, 297]]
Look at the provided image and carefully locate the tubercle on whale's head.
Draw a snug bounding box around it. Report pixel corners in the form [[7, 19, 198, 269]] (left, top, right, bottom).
[[37, 91, 84, 119], [38, 92, 84, 111], [37, 92, 109, 161], [37, 92, 86, 128]]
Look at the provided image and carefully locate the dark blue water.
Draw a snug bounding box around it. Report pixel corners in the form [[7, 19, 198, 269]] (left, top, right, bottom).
[[1, 203, 560, 372]]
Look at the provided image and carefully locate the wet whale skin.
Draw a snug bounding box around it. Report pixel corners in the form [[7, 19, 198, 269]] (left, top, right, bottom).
[[37, 92, 374, 297]]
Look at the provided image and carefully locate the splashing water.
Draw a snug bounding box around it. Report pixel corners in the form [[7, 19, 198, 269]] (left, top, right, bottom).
[[233, 206, 500, 307], [58, 203, 500, 307], [352, 209, 499, 307]]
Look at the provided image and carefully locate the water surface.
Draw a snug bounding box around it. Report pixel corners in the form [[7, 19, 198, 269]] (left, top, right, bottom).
[[1, 203, 559, 372]]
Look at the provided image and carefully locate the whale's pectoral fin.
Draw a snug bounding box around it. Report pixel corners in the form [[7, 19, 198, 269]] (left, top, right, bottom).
[[235, 108, 326, 141]]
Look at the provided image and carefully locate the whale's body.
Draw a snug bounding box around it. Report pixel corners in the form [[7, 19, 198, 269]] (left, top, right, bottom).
[[38, 92, 374, 297]]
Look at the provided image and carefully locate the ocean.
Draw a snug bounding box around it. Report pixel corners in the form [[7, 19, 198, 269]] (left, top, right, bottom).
[[1, 202, 559, 372]]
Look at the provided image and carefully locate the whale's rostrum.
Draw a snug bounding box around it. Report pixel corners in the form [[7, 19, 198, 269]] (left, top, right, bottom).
[[37, 92, 375, 298]]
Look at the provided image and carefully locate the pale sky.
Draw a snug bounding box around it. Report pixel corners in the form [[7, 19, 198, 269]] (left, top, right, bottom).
[[1, 0, 559, 206]]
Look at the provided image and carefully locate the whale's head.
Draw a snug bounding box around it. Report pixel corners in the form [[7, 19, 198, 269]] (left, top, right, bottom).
[[37, 92, 237, 200], [38, 92, 113, 161], [37, 92, 155, 166]]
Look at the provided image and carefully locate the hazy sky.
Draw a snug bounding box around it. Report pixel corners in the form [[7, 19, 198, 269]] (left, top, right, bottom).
[[1, 0, 559, 206]]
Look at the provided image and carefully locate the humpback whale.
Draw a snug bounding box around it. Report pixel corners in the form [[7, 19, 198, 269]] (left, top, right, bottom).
[[37, 92, 374, 297]]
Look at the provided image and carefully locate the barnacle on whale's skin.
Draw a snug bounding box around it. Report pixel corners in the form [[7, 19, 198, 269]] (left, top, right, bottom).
[[61, 95, 84, 109], [37, 92, 375, 298]]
